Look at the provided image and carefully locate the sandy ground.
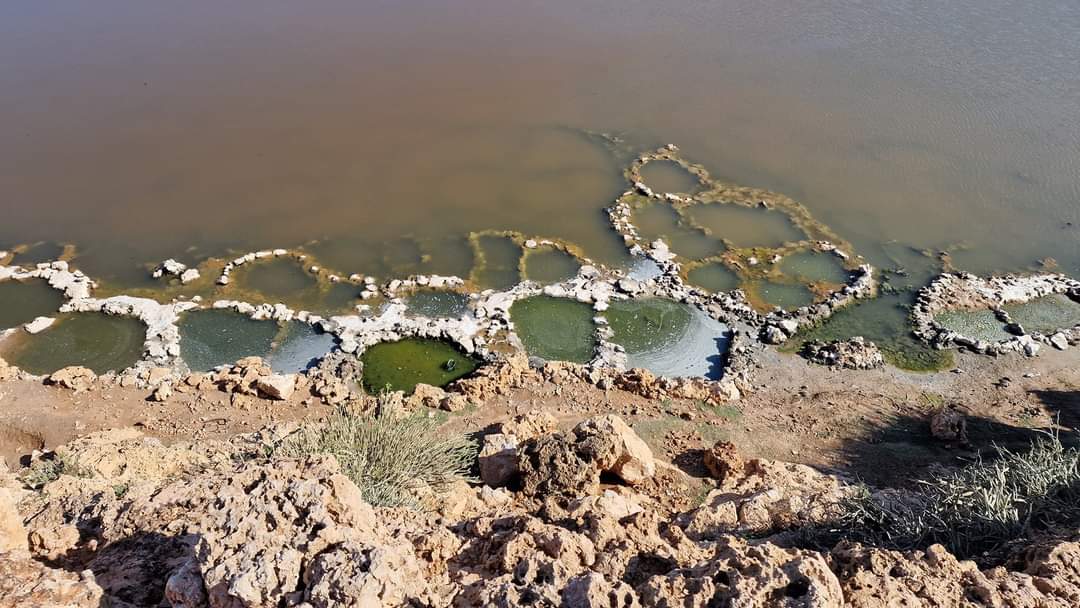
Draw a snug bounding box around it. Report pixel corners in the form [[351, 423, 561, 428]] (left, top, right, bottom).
[[2, 346, 1079, 487]]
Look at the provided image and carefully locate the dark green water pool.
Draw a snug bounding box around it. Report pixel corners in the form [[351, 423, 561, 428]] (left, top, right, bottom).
[[1, 313, 146, 374], [510, 295, 597, 363], [0, 279, 65, 330], [178, 309, 280, 372], [359, 338, 478, 394]]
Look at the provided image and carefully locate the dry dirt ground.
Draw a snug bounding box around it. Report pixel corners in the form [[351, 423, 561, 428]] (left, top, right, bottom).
[[2, 346, 1079, 489]]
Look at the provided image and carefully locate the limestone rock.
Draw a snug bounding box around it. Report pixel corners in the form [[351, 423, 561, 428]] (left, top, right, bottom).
[[573, 415, 655, 484], [27, 524, 80, 560], [801, 337, 885, 370], [439, 393, 469, 412], [24, 316, 56, 334], [637, 538, 843, 607], [479, 433, 519, 488], [48, 366, 97, 392], [253, 374, 296, 401], [407, 383, 446, 410], [930, 407, 967, 444], [0, 357, 18, 382], [497, 410, 558, 441], [519, 415, 654, 503], [0, 487, 27, 553], [703, 441, 745, 485], [0, 553, 104, 608]]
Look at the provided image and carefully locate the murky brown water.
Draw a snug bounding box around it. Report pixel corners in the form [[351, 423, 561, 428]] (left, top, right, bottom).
[[1, 1, 1078, 283]]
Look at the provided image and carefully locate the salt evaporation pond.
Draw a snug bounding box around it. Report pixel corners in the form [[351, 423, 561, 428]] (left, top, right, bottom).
[[787, 294, 953, 372], [510, 296, 597, 364], [686, 204, 805, 248], [1003, 294, 1080, 335], [474, 235, 522, 290], [780, 252, 850, 284], [686, 263, 740, 294], [1, 313, 146, 375], [359, 338, 478, 395], [632, 203, 721, 260], [178, 309, 280, 372], [406, 290, 471, 318], [523, 249, 580, 284], [640, 160, 700, 194], [234, 258, 318, 300], [933, 308, 1014, 343], [753, 281, 816, 311], [0, 279, 65, 330], [605, 298, 730, 379], [265, 322, 337, 374]]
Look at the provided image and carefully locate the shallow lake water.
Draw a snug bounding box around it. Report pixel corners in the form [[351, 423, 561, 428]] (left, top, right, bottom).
[[2, 1, 1079, 368], [1, 313, 146, 375]]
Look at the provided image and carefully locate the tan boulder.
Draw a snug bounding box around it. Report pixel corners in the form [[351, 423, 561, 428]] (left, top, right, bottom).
[[407, 383, 446, 409], [0, 553, 103, 608], [638, 537, 843, 607], [574, 415, 655, 484], [48, 366, 97, 392], [478, 433, 519, 488], [497, 410, 558, 440], [253, 373, 296, 400], [0, 487, 27, 553], [703, 440, 745, 484]]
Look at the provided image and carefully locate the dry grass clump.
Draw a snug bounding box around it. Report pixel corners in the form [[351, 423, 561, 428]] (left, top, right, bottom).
[[277, 409, 476, 508], [21, 451, 91, 489], [810, 434, 1080, 559]]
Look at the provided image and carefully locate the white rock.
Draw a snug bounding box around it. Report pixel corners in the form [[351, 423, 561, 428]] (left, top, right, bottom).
[[24, 316, 55, 334], [180, 269, 201, 284]]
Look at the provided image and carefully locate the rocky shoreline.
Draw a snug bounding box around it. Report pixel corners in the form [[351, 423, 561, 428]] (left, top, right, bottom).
[[3, 410, 1079, 608]]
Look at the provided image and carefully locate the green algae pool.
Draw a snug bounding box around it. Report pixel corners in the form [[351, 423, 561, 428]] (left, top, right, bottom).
[[605, 298, 730, 379], [786, 294, 953, 372], [1, 313, 146, 375], [0, 279, 65, 330], [359, 338, 478, 394], [510, 295, 597, 363], [178, 309, 280, 372]]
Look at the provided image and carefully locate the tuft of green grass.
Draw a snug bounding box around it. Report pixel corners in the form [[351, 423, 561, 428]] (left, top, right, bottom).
[[277, 409, 477, 509], [21, 452, 92, 489], [806, 434, 1080, 560]]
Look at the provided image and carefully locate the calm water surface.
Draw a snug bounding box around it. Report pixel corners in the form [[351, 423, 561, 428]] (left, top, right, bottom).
[[1, 1, 1078, 282]]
